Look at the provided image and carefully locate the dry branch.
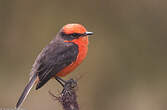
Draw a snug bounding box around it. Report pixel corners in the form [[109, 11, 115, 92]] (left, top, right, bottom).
[[49, 79, 79, 110]]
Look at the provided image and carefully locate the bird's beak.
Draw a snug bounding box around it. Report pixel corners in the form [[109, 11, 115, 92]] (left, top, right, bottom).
[[85, 32, 93, 36]]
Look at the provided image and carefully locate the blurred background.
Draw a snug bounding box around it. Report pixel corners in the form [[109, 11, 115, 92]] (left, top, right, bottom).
[[1, 0, 167, 110]]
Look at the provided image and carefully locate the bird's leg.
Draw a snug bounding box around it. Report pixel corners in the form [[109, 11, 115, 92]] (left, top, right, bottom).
[[55, 76, 67, 87]]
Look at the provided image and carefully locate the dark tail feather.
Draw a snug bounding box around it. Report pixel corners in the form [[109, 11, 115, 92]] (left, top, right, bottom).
[[35, 75, 51, 90], [16, 74, 37, 109]]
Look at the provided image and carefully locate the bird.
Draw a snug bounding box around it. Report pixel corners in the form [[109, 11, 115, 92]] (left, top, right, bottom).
[[16, 23, 93, 109]]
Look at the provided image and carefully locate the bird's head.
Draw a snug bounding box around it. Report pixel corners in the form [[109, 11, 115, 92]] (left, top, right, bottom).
[[59, 24, 93, 45]]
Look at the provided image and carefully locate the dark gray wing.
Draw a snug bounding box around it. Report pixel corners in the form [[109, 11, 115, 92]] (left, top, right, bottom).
[[31, 41, 78, 90]]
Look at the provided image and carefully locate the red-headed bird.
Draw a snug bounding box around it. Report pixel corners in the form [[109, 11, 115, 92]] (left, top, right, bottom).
[[16, 24, 93, 109]]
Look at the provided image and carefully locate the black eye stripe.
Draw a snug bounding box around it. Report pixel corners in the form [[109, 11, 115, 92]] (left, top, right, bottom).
[[69, 33, 83, 37], [60, 32, 85, 41], [61, 32, 84, 37]]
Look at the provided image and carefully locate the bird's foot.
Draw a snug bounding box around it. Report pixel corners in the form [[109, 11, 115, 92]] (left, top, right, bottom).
[[55, 77, 77, 90], [55, 76, 67, 87]]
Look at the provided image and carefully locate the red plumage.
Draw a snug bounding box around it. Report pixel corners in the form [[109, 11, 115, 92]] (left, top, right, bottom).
[[16, 23, 93, 109]]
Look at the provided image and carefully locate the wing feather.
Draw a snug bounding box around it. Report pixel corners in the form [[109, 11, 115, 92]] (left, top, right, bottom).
[[32, 41, 78, 89]]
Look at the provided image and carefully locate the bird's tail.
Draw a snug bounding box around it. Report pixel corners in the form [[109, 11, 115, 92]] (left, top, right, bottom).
[[16, 74, 37, 109]]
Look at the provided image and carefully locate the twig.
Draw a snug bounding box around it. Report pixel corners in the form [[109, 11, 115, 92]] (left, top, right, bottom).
[[49, 79, 79, 110]]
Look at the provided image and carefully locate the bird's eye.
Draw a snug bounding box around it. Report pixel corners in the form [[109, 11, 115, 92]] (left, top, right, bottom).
[[71, 33, 82, 37], [61, 32, 83, 40]]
